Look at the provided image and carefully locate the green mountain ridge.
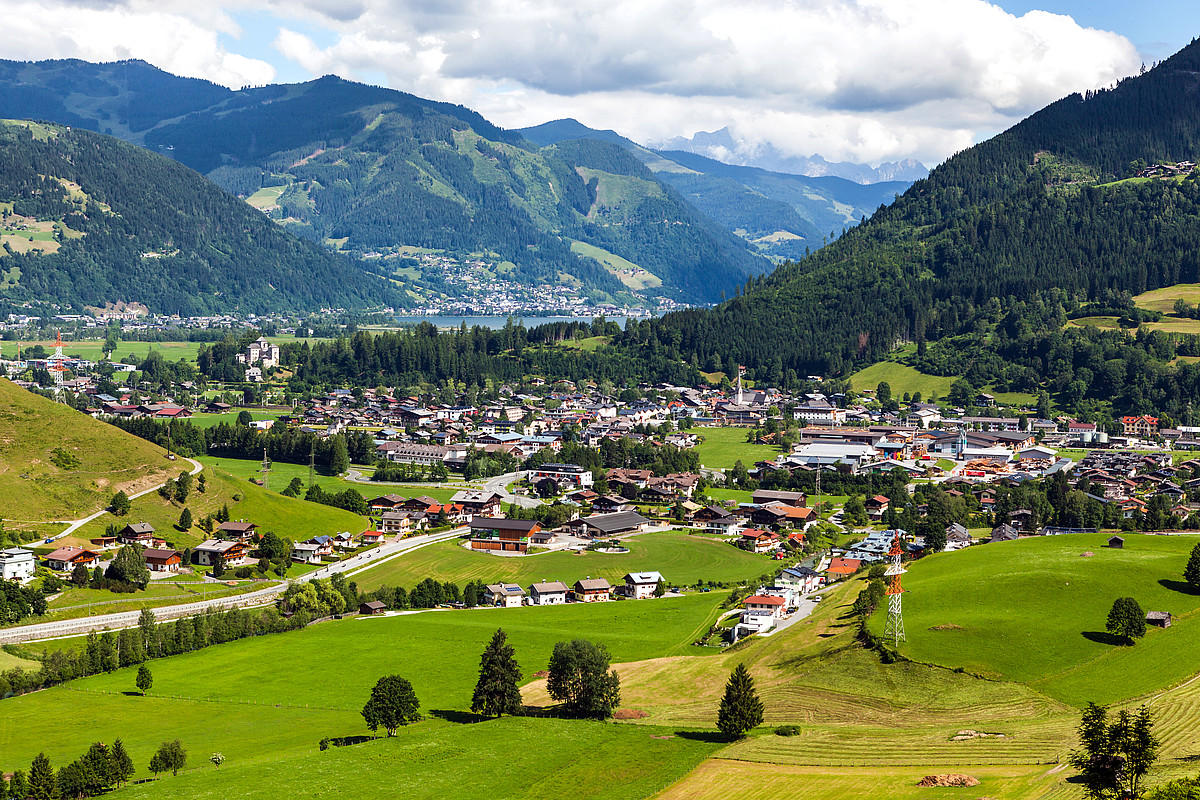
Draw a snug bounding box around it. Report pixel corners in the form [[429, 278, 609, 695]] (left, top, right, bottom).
[[0, 61, 771, 304], [634, 37, 1200, 397], [0, 120, 392, 314]]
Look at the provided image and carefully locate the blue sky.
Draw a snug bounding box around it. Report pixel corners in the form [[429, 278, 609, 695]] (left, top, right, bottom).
[[1, 0, 1196, 166]]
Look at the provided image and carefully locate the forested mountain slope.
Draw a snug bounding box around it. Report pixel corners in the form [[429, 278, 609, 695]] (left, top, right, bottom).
[[0, 62, 770, 304], [0, 120, 391, 314], [640, 38, 1200, 378]]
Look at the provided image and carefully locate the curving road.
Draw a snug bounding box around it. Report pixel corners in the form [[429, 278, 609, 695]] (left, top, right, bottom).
[[0, 527, 467, 645], [55, 456, 204, 540]]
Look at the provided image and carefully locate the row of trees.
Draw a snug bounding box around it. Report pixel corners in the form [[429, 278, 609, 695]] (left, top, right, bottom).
[[0, 738, 181, 800]]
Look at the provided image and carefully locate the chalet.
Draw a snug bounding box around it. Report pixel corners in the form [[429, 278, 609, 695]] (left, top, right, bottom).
[[368, 494, 407, 511], [1146, 611, 1173, 628], [292, 542, 322, 564], [205, 401, 233, 413], [528, 581, 570, 605], [743, 594, 787, 619], [776, 565, 822, 594], [118, 522, 156, 545], [0, 547, 35, 583], [333, 532, 357, 551], [945, 523, 971, 550], [573, 578, 612, 602], [530, 463, 594, 489], [449, 490, 502, 519], [143, 548, 182, 572], [44, 546, 99, 571], [990, 523, 1019, 543], [865, 495, 890, 519], [571, 511, 651, 539], [825, 557, 862, 577], [217, 521, 258, 541], [380, 510, 425, 535], [359, 600, 387, 615], [469, 518, 541, 554], [749, 505, 789, 528], [590, 495, 632, 513], [194, 539, 248, 567], [484, 583, 525, 608], [401, 496, 441, 513], [739, 528, 781, 553], [89, 535, 118, 550], [623, 571, 664, 599], [361, 531, 386, 546]]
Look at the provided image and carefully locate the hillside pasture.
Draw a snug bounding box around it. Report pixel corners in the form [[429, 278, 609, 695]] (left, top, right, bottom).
[[354, 530, 774, 591], [0, 595, 724, 777], [876, 532, 1200, 706], [849, 360, 956, 399], [1134, 283, 1200, 313]]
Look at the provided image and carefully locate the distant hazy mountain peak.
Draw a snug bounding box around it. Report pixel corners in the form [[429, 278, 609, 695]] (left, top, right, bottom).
[[656, 126, 928, 185]]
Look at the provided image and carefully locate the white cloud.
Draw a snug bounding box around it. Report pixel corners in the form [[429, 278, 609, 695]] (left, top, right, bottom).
[[0, 0, 1144, 165], [0, 0, 275, 88]]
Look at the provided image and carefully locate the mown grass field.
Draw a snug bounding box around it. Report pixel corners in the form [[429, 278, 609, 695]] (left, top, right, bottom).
[[850, 360, 957, 399], [186, 410, 289, 429], [873, 533, 1200, 706], [693, 427, 778, 470], [197, 455, 369, 495], [1134, 283, 1200, 313], [71, 467, 368, 551], [119, 717, 720, 800], [0, 379, 176, 522], [355, 530, 775, 591], [0, 595, 725, 779], [0, 340, 205, 365]]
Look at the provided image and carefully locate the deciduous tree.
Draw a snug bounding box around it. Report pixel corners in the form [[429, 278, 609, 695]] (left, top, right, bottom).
[[546, 639, 621, 719], [136, 664, 153, 695], [361, 675, 421, 736], [1106, 597, 1147, 645]]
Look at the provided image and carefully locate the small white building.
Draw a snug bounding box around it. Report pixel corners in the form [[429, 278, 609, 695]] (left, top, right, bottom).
[[484, 583, 525, 608], [623, 571, 664, 599], [0, 547, 36, 583], [528, 581, 570, 605]]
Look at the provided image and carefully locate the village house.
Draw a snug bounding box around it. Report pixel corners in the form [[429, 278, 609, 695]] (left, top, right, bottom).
[[484, 583, 525, 607], [776, 565, 823, 594], [739, 528, 781, 553], [44, 546, 99, 571], [217, 521, 259, 541], [572, 578, 612, 602], [194, 539, 248, 567], [622, 571, 665, 599], [449, 490, 503, 519], [530, 463, 594, 489], [118, 522, 157, 546], [469, 518, 541, 554], [528, 580, 570, 605], [143, 548, 182, 572], [0, 547, 36, 583], [1120, 415, 1159, 438]]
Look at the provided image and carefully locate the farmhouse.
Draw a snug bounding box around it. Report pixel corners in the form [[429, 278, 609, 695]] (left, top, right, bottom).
[[469, 518, 541, 554], [118, 522, 157, 546], [528, 581, 570, 605], [739, 528, 780, 553], [217, 521, 259, 541], [44, 546, 99, 571], [143, 548, 182, 572], [484, 583, 525, 607], [573, 578, 612, 602], [194, 540, 248, 567], [623, 571, 664, 599], [0, 547, 35, 583], [751, 489, 806, 507]]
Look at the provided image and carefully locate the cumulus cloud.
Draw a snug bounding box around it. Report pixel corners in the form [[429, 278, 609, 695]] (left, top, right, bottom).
[[0, 0, 1144, 165], [0, 0, 275, 88]]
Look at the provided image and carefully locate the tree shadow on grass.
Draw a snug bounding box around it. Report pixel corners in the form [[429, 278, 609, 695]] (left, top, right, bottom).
[[674, 730, 732, 744], [428, 709, 489, 724], [1158, 578, 1199, 595], [121, 691, 144, 697], [327, 735, 373, 747], [1082, 631, 1127, 646]]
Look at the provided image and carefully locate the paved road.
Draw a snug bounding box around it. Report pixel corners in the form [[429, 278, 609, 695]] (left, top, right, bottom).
[[0, 527, 467, 644]]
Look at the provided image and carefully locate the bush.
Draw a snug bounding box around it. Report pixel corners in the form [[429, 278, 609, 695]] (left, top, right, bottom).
[[774, 725, 801, 736]]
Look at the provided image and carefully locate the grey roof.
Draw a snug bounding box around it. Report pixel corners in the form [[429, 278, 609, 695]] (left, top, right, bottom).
[[580, 511, 650, 534], [574, 578, 612, 591], [625, 571, 664, 584], [530, 581, 570, 593], [485, 583, 524, 596]]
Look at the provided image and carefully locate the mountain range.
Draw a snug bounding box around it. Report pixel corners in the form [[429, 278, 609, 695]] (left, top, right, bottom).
[[657, 127, 929, 184], [0, 58, 913, 308]]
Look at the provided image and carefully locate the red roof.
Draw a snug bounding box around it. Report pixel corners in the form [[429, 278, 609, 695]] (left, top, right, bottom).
[[744, 595, 786, 606], [827, 557, 862, 575]]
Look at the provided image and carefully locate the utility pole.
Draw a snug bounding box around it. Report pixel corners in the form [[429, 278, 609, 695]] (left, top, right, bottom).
[[308, 442, 316, 489], [260, 446, 271, 492]]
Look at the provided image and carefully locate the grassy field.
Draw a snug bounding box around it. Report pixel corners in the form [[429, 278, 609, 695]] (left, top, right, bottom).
[[873, 533, 1200, 706], [1134, 284, 1200, 314], [70, 466, 368, 551], [0, 595, 725, 778], [1066, 315, 1122, 330], [0, 340, 206, 365], [849, 361, 1035, 406], [0, 648, 39, 671], [118, 717, 719, 800], [196, 455, 371, 496], [0, 378, 177, 522], [185, 410, 290, 430], [355, 530, 775, 591], [693, 427, 779, 470]]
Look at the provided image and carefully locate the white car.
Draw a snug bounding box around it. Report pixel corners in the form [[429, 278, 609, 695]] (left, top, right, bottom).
[[810, 595, 823, 602]]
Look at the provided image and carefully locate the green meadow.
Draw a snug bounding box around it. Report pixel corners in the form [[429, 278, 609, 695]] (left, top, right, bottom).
[[0, 595, 725, 780], [355, 530, 774, 591], [693, 427, 778, 470], [875, 532, 1200, 705]]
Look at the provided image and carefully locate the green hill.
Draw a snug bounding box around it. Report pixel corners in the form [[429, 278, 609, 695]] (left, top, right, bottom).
[[0, 61, 770, 304], [630, 39, 1200, 407], [0, 120, 393, 314], [872, 532, 1200, 706], [0, 378, 175, 525]]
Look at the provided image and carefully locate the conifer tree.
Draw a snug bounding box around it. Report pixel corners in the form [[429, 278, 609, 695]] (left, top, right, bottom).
[[29, 752, 56, 800], [717, 663, 764, 740], [110, 739, 134, 787], [1185, 541, 1200, 591], [471, 628, 523, 718]]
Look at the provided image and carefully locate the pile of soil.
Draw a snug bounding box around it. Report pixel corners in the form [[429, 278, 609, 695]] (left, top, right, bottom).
[[532, 670, 550, 678], [929, 624, 964, 631], [916, 774, 981, 787], [1080, 551, 1095, 557], [951, 730, 1006, 741], [613, 708, 649, 720]]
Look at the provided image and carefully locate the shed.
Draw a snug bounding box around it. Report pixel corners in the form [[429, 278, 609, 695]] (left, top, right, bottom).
[[1107, 535, 1125, 549], [1146, 611, 1172, 628], [359, 600, 387, 615]]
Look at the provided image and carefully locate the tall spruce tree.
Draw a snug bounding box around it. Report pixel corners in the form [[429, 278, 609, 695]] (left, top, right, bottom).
[[471, 628, 524, 718], [717, 663, 765, 739], [110, 739, 134, 787], [29, 752, 56, 800], [1185, 541, 1200, 591]]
